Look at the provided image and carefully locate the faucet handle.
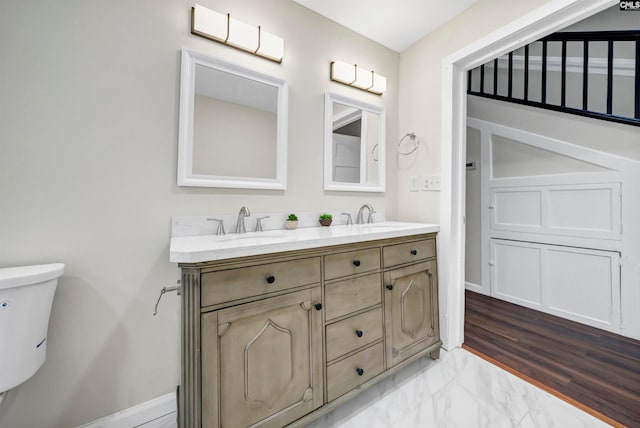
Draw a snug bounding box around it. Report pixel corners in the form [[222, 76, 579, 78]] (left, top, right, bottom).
[[255, 216, 270, 232], [367, 211, 376, 224], [207, 218, 226, 235], [341, 213, 353, 226]]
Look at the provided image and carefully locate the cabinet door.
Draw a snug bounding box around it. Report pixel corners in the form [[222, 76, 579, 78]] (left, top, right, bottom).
[[384, 261, 439, 367], [201, 288, 323, 428]]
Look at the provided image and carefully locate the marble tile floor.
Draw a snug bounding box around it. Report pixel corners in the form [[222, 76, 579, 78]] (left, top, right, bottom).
[[151, 348, 610, 428], [307, 348, 611, 428]]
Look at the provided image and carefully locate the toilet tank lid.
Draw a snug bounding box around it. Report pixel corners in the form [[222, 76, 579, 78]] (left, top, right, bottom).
[[0, 263, 65, 289]]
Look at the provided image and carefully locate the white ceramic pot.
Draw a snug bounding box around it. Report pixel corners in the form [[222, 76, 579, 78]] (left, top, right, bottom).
[[285, 220, 298, 230]]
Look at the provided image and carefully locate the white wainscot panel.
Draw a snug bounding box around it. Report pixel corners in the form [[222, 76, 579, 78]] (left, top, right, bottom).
[[547, 186, 617, 235], [490, 183, 621, 241], [490, 239, 621, 333], [492, 190, 542, 229], [491, 240, 542, 307], [545, 248, 619, 326]]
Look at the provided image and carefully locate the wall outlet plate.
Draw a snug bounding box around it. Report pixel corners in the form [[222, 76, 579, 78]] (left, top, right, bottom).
[[420, 175, 440, 191]]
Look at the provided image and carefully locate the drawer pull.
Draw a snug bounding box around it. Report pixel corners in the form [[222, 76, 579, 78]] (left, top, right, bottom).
[[314, 303, 323, 311], [356, 368, 364, 376], [386, 284, 393, 291], [353, 260, 361, 267], [265, 275, 276, 284], [410, 249, 418, 256], [355, 329, 363, 338]]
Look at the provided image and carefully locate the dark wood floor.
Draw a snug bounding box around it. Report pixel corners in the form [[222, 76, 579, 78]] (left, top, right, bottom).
[[464, 291, 640, 428]]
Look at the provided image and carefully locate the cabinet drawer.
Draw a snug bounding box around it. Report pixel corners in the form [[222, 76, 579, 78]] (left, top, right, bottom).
[[326, 342, 384, 402], [201, 257, 321, 307], [325, 273, 381, 321], [383, 239, 435, 268], [326, 307, 383, 362], [325, 248, 381, 281]]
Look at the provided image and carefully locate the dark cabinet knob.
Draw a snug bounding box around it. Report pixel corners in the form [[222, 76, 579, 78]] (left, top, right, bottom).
[[356, 368, 364, 376], [314, 303, 322, 311], [410, 249, 418, 256], [266, 275, 275, 284], [353, 260, 361, 267], [386, 284, 393, 290], [355, 329, 363, 338]]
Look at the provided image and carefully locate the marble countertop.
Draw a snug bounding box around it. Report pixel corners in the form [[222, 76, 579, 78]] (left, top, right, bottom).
[[170, 221, 439, 263]]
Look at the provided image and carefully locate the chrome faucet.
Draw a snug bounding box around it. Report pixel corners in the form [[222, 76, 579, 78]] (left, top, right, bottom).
[[356, 204, 376, 224], [255, 216, 270, 232], [341, 212, 353, 226], [206, 218, 226, 236], [235, 206, 251, 234]]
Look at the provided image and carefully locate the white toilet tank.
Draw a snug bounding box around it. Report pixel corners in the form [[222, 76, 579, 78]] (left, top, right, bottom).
[[0, 263, 64, 393]]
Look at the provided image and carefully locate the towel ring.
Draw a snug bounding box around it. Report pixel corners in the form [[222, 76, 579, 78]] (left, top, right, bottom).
[[398, 133, 421, 156]]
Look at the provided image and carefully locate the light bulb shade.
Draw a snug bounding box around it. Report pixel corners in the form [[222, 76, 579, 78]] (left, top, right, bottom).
[[331, 61, 356, 84], [257, 29, 284, 62], [330, 60, 386, 95], [227, 17, 259, 51], [369, 74, 387, 95], [353, 66, 373, 89], [191, 4, 284, 63], [192, 4, 227, 42]]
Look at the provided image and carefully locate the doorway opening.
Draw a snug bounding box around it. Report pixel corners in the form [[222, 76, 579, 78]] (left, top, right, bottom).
[[439, 0, 616, 350], [445, 1, 639, 425]]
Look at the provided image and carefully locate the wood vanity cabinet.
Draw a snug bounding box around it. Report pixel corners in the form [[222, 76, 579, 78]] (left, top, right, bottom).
[[201, 288, 323, 428], [179, 233, 440, 428], [384, 261, 439, 367]]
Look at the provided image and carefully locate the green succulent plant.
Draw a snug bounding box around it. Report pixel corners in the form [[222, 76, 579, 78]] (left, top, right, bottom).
[[319, 213, 333, 220], [287, 213, 298, 221]]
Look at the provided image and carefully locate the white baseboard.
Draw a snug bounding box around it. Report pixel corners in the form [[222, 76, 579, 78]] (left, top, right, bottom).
[[78, 392, 176, 428], [465, 281, 489, 295]]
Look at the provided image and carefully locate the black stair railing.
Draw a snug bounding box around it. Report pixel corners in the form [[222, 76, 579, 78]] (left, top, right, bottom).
[[467, 30, 640, 128]]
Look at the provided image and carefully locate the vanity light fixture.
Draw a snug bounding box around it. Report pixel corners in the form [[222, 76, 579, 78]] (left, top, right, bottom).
[[330, 60, 387, 95], [191, 4, 284, 63]]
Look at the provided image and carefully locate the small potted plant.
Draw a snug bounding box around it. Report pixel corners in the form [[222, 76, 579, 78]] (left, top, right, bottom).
[[319, 213, 333, 227], [285, 213, 299, 230]]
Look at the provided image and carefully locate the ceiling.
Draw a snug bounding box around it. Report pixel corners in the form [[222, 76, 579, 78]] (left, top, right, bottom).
[[293, 0, 479, 52]]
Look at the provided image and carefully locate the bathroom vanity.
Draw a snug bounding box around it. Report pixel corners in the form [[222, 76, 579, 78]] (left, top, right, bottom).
[[170, 222, 440, 428]]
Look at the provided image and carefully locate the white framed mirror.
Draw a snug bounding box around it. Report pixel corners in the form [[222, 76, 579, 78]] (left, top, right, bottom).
[[177, 49, 288, 190], [324, 93, 385, 192]]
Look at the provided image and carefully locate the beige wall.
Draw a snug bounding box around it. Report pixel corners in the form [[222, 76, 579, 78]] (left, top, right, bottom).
[[0, 1, 398, 426], [397, 0, 554, 224], [193, 96, 277, 178]]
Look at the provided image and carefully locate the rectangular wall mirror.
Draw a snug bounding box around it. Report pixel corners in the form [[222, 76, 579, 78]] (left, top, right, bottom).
[[177, 49, 288, 190], [324, 93, 385, 192]]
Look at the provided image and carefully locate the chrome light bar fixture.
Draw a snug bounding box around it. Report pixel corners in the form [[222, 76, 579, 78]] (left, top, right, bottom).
[[191, 4, 284, 63], [330, 60, 387, 95]]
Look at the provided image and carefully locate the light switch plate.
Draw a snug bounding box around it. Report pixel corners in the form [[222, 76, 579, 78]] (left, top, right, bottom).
[[409, 176, 420, 192]]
